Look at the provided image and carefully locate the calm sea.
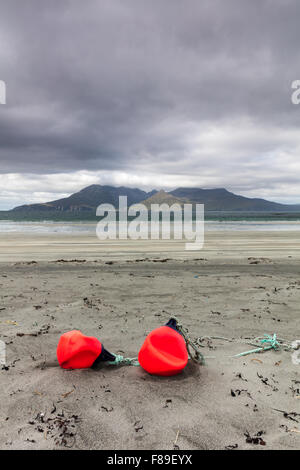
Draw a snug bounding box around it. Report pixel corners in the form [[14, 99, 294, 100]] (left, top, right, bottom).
[[1, 212, 300, 233]]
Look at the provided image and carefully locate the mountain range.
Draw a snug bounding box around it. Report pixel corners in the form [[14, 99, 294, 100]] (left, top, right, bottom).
[[7, 184, 300, 214]]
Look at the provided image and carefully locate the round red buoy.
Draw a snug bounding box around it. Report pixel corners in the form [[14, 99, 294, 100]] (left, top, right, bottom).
[[57, 330, 102, 369], [138, 319, 188, 376]]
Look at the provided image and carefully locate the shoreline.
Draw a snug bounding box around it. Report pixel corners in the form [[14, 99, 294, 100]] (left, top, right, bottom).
[[1, 230, 300, 262]]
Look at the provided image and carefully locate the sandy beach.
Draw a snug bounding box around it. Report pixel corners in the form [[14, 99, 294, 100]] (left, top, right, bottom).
[[0, 230, 300, 450]]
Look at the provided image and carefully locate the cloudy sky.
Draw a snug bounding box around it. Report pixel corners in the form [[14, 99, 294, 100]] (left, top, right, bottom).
[[0, 0, 300, 209]]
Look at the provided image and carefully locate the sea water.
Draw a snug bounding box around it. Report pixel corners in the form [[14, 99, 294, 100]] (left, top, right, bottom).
[[1, 216, 300, 234]]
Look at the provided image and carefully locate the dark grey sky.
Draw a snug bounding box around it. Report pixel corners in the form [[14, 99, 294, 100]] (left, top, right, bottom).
[[0, 0, 300, 209]]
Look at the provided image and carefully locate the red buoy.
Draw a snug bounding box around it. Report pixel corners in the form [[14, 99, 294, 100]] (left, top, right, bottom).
[[138, 319, 188, 376], [57, 330, 115, 369]]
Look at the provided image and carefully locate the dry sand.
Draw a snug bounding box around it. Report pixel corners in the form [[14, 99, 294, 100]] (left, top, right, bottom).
[[0, 231, 300, 450]]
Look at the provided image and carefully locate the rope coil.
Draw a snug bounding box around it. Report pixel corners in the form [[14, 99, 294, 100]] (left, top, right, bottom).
[[233, 333, 282, 358]]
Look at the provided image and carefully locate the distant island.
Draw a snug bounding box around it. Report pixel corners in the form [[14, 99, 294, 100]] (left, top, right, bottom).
[[1, 184, 300, 221]]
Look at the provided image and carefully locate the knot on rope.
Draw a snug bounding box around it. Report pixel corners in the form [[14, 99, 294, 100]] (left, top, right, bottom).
[[107, 354, 139, 367], [173, 317, 205, 365], [260, 333, 280, 350], [233, 332, 281, 358]]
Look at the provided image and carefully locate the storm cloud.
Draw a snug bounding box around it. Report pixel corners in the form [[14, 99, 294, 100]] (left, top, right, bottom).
[[1, 0, 300, 208]]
